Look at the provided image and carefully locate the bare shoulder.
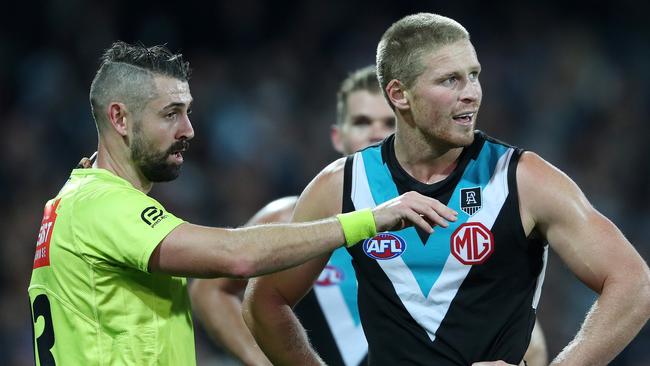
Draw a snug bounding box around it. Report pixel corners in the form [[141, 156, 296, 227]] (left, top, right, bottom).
[[317, 156, 347, 181], [246, 196, 299, 225], [294, 157, 347, 221], [517, 152, 649, 298], [517, 151, 576, 191], [517, 151, 592, 235]]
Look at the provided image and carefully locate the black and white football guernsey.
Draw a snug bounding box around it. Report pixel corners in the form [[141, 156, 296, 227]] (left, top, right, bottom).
[[342, 131, 547, 365]]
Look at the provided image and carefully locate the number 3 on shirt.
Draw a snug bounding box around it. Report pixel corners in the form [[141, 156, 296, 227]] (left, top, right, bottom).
[[31, 294, 56, 366]]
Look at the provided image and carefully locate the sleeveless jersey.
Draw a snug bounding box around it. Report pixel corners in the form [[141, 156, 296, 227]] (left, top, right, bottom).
[[342, 132, 547, 365], [28, 169, 194, 365], [294, 246, 368, 366]]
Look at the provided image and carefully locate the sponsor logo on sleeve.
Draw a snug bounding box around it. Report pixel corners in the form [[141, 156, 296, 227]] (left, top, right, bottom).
[[363, 233, 406, 260], [460, 187, 482, 216], [450, 222, 494, 265], [316, 265, 344, 286], [141, 206, 168, 228], [33, 199, 61, 269]]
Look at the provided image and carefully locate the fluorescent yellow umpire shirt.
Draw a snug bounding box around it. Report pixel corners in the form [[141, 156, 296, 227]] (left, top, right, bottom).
[[28, 169, 194, 365]]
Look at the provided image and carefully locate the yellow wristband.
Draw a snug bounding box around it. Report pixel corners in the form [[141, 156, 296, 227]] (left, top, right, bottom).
[[336, 209, 377, 247]]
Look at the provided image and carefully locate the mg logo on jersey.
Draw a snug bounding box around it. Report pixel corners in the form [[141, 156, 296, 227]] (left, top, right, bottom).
[[316, 265, 344, 286], [363, 233, 406, 260], [450, 222, 494, 265]]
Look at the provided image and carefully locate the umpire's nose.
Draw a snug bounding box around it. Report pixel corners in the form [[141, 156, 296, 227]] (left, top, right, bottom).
[[177, 113, 194, 141]]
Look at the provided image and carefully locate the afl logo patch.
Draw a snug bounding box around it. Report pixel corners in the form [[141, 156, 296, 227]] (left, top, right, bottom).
[[316, 265, 344, 286], [450, 222, 494, 265], [363, 233, 406, 260]]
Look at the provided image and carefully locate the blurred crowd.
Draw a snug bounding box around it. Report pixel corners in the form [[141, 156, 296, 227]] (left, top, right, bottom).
[[1, 1, 648, 365]]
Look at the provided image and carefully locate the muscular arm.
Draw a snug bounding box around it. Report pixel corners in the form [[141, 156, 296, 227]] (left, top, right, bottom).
[[518, 152, 650, 365], [244, 160, 457, 365], [243, 160, 350, 365], [189, 197, 297, 365], [150, 216, 346, 278], [190, 278, 269, 365], [245, 256, 331, 366], [150, 158, 454, 278]]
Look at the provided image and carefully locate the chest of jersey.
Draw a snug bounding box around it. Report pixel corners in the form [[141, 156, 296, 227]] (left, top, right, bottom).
[[350, 138, 513, 282], [342, 133, 546, 365]]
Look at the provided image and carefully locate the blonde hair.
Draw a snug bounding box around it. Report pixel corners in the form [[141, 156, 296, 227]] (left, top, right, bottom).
[[376, 13, 469, 107]]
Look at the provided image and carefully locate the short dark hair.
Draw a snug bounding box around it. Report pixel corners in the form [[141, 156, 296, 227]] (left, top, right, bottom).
[[89, 41, 191, 130], [336, 65, 382, 126]]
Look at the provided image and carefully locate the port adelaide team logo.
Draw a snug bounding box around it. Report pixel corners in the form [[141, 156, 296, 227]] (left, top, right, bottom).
[[363, 233, 406, 260], [460, 187, 482, 216]]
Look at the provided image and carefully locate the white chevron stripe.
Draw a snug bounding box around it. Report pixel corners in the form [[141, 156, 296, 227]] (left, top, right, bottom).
[[351, 153, 375, 209], [314, 284, 367, 366], [351, 149, 515, 342], [415, 148, 514, 341], [532, 245, 548, 309]]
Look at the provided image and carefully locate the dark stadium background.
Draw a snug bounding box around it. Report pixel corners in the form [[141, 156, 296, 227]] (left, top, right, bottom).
[[1, 0, 648, 364]]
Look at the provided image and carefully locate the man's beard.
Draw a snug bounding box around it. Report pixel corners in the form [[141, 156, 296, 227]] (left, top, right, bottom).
[[131, 129, 189, 183]]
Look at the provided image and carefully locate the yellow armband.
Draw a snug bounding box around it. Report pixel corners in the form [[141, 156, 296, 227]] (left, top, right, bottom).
[[336, 209, 377, 247]]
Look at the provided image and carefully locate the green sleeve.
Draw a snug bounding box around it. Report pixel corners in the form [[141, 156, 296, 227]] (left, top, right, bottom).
[[74, 187, 184, 272]]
